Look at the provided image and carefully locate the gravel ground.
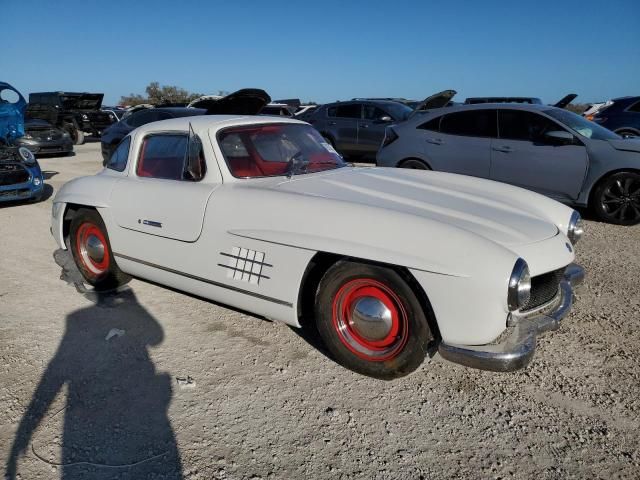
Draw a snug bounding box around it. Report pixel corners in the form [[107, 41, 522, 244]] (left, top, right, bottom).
[[1, 141, 639, 480]]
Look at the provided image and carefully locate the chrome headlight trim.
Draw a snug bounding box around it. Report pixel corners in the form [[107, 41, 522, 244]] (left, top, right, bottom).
[[508, 258, 531, 312], [567, 210, 583, 245]]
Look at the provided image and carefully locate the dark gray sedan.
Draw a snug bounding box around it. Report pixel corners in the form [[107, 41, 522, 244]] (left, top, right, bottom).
[[377, 103, 640, 225]]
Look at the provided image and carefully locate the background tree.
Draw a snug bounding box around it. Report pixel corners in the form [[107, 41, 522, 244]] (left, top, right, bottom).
[[120, 82, 204, 106]]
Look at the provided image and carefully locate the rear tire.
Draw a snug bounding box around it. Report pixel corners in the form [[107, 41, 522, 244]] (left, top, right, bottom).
[[615, 129, 638, 138], [399, 158, 430, 170], [591, 171, 640, 225], [69, 208, 130, 290], [67, 125, 85, 145], [314, 260, 433, 379]]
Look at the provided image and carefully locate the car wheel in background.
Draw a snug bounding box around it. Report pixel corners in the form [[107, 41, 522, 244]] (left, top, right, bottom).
[[314, 260, 433, 379], [399, 158, 430, 170], [70, 208, 131, 289], [66, 124, 85, 145], [591, 171, 640, 225], [615, 129, 638, 139]]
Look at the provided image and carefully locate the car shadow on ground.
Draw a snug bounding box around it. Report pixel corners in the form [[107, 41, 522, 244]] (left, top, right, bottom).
[[4, 250, 183, 480], [42, 171, 58, 180]]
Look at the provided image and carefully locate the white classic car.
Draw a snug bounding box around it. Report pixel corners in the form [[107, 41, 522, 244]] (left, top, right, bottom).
[[51, 114, 584, 379]]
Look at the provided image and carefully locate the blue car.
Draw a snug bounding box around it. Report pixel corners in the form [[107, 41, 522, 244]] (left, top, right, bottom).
[[591, 96, 640, 138], [0, 82, 45, 203]]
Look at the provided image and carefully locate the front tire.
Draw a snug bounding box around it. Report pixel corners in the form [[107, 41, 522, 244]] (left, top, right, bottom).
[[314, 261, 433, 379], [591, 171, 640, 225], [69, 208, 130, 290]]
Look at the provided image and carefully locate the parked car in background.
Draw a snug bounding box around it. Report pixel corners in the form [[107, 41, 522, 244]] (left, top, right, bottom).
[[26, 92, 115, 145], [52, 114, 584, 379], [101, 107, 205, 164], [0, 82, 44, 203], [377, 103, 640, 225], [305, 100, 414, 159], [590, 96, 640, 138], [16, 119, 73, 156]]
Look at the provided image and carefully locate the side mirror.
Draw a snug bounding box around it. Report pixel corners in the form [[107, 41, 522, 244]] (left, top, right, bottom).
[[545, 130, 574, 145]]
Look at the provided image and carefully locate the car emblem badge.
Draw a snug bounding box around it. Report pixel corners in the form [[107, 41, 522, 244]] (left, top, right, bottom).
[[565, 242, 573, 253]]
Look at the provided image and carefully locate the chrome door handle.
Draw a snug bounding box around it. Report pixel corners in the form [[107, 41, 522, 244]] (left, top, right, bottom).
[[426, 138, 443, 145], [492, 146, 513, 153], [328, 121, 337, 126], [359, 124, 369, 128]]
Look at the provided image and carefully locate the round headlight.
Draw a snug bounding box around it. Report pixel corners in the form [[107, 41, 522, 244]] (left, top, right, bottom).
[[567, 210, 583, 245], [18, 146, 36, 164], [82, 114, 89, 120], [508, 258, 531, 311]]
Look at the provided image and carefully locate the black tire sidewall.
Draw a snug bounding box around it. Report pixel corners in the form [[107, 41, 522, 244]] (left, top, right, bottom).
[[400, 159, 429, 170], [592, 171, 640, 225], [69, 208, 128, 290], [314, 261, 432, 380]]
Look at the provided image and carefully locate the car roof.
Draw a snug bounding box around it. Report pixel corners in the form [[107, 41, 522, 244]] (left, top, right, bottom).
[[426, 102, 554, 114], [152, 107, 206, 114], [134, 114, 306, 135], [324, 99, 409, 107]]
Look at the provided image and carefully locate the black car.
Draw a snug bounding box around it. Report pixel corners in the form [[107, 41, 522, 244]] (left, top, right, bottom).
[[100, 107, 205, 164], [26, 92, 115, 145], [15, 119, 73, 156], [592, 96, 640, 137]]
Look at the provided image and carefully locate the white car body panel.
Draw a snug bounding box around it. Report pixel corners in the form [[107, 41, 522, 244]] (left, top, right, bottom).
[[52, 115, 578, 346]]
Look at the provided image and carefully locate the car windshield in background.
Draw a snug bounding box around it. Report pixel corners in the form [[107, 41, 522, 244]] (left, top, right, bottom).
[[544, 108, 620, 141], [386, 102, 414, 121], [219, 123, 346, 178]]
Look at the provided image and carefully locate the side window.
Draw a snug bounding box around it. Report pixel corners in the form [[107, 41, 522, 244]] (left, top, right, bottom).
[[106, 136, 131, 172], [628, 101, 640, 113], [498, 110, 563, 142], [440, 110, 497, 137], [334, 104, 361, 119], [327, 106, 337, 117], [127, 110, 158, 128], [137, 134, 188, 180], [417, 116, 441, 132], [363, 105, 388, 120]]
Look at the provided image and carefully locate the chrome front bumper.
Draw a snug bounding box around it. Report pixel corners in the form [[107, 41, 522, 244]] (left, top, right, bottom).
[[438, 263, 584, 372]]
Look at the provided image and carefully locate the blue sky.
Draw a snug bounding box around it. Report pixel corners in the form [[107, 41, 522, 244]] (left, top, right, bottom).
[[2, 0, 638, 105]]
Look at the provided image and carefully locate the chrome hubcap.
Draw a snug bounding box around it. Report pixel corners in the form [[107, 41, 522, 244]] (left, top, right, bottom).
[[85, 234, 105, 263], [349, 296, 393, 341]]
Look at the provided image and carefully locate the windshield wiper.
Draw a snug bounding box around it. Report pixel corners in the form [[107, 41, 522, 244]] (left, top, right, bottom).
[[286, 151, 309, 179]]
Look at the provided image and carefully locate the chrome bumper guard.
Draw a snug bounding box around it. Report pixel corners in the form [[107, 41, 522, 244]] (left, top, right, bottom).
[[438, 263, 584, 372]]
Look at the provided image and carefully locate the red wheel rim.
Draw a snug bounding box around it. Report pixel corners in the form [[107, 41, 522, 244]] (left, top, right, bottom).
[[75, 222, 110, 278], [332, 278, 409, 362]]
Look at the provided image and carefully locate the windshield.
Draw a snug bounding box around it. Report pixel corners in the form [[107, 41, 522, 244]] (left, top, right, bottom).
[[387, 103, 413, 121], [544, 108, 620, 140], [218, 123, 346, 178]]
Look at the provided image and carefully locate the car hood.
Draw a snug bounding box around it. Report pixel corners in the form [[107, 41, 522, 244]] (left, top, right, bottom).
[[607, 138, 640, 153], [0, 82, 26, 143], [275, 167, 560, 247]]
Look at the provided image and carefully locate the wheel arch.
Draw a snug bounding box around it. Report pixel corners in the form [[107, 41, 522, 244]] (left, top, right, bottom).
[[614, 127, 640, 136], [398, 157, 433, 169], [296, 251, 442, 341], [61, 203, 102, 247]]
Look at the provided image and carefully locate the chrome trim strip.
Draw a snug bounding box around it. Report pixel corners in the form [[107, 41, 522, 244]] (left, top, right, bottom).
[[113, 252, 293, 308], [437, 263, 584, 372]]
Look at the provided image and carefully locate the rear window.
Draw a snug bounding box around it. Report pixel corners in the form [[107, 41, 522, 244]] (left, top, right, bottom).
[[218, 124, 346, 178], [628, 101, 640, 113], [440, 110, 497, 137]]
